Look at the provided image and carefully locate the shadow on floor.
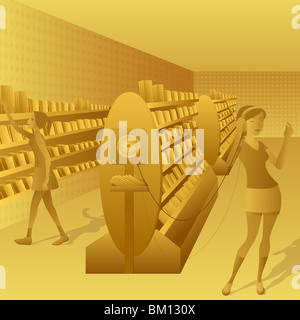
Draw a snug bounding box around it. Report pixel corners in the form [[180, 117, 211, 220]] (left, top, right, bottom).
[[231, 238, 300, 295], [33, 208, 106, 245]]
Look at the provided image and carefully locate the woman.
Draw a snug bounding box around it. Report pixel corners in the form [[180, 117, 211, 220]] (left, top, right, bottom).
[[222, 105, 293, 295], [2, 100, 69, 246]]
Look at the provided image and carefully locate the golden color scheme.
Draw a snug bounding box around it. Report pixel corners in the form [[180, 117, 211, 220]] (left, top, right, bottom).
[[0, 0, 193, 108], [221, 106, 293, 296], [194, 72, 300, 137], [86, 81, 218, 274], [0, 84, 109, 230], [15, 0, 300, 72]]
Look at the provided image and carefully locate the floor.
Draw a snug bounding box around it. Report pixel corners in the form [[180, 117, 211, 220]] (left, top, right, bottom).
[[0, 137, 299, 300]]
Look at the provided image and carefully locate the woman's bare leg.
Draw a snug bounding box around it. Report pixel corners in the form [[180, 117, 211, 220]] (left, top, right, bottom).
[[15, 191, 45, 245], [222, 213, 262, 295], [43, 191, 69, 245], [256, 213, 278, 295]]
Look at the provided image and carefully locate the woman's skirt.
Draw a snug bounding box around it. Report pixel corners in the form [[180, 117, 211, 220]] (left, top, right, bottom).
[[31, 166, 59, 191], [245, 185, 281, 215]]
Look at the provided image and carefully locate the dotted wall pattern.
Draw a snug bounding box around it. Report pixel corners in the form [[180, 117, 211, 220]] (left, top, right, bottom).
[[194, 72, 300, 137], [0, 0, 193, 107], [0, 0, 191, 230]]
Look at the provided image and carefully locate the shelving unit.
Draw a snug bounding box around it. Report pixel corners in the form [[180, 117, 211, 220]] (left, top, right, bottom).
[[86, 81, 218, 274], [0, 127, 103, 157], [193, 90, 238, 175], [0, 85, 110, 229]]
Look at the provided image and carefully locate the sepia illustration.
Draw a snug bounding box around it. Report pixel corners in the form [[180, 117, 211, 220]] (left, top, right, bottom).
[[0, 0, 298, 302]]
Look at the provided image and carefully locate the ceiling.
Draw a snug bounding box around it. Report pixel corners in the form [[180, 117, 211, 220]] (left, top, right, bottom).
[[16, 0, 300, 71]]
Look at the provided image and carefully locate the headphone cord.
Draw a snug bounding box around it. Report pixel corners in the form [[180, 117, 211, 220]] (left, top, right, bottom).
[[137, 134, 243, 222], [188, 159, 241, 259]]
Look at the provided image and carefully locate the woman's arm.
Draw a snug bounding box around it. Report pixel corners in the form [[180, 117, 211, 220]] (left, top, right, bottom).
[[2, 100, 33, 139], [35, 134, 51, 190], [266, 122, 293, 169]]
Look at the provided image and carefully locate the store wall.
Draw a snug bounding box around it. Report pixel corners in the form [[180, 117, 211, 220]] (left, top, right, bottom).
[[2, 1, 298, 137], [194, 72, 300, 137], [0, 0, 193, 107], [0, 0, 194, 229]]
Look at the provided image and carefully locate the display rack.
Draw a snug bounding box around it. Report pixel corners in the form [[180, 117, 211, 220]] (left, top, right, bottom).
[[0, 85, 110, 228], [86, 81, 218, 274], [193, 90, 237, 175]]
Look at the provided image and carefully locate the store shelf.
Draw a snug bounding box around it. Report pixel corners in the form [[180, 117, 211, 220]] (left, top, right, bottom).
[[212, 93, 238, 175], [162, 145, 198, 206], [156, 114, 197, 131], [213, 99, 227, 104], [219, 135, 237, 159], [0, 164, 100, 205], [161, 136, 182, 152], [220, 119, 236, 131], [0, 84, 109, 209], [160, 173, 205, 235], [51, 145, 99, 169], [46, 126, 103, 143], [0, 140, 30, 156], [148, 99, 199, 111], [0, 144, 99, 184], [0, 110, 109, 125], [221, 127, 237, 144], [219, 113, 233, 122], [162, 162, 176, 174], [220, 129, 237, 148], [193, 93, 238, 170], [0, 164, 33, 184], [0, 127, 104, 156], [86, 85, 217, 274], [161, 174, 188, 206], [217, 108, 230, 114]]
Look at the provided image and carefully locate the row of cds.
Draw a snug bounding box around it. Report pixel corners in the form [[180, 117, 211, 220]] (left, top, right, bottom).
[[0, 160, 100, 200]]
